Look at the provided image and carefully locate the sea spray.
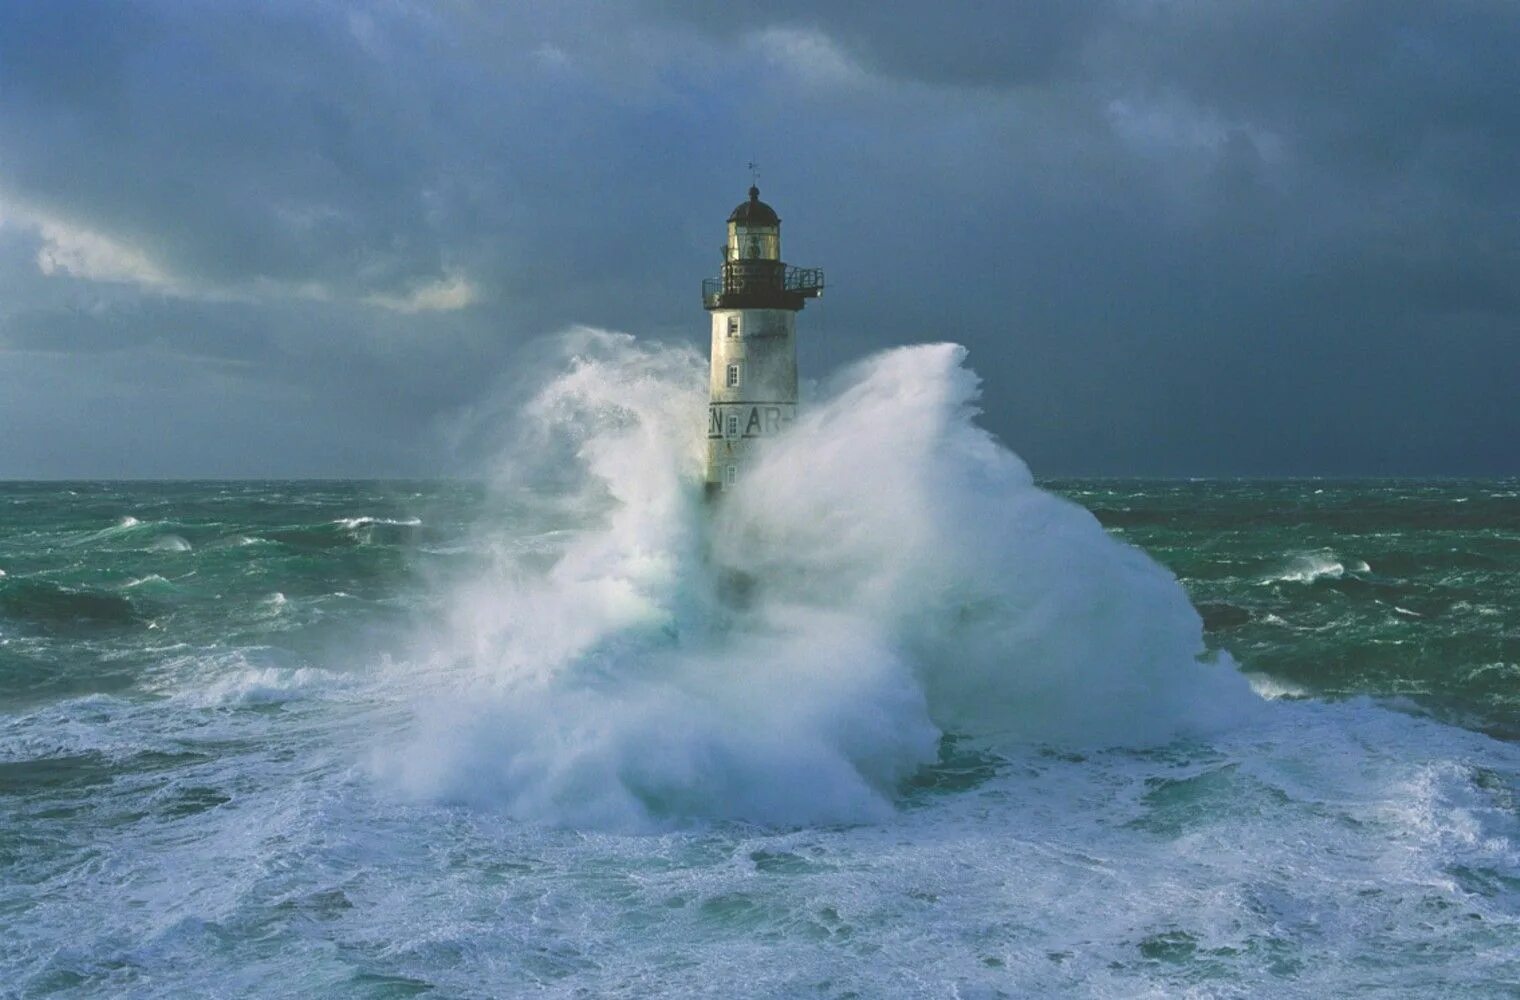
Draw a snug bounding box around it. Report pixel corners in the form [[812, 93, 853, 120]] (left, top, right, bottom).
[[384, 330, 1260, 827]]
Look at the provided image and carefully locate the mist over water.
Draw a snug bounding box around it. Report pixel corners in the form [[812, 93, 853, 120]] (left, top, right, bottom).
[[3, 332, 1519, 996]]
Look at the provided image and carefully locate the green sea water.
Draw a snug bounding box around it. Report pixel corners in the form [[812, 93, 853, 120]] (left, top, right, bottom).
[[1056, 479, 1520, 740], [3, 480, 1515, 734], [2, 477, 1518, 997]]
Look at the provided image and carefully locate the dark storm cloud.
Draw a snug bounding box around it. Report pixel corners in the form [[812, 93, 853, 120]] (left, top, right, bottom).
[[0, 1, 481, 296], [0, 0, 1515, 476], [646, 0, 1115, 87], [653, 0, 1520, 474]]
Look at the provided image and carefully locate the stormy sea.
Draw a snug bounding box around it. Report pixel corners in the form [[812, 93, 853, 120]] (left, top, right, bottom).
[[3, 335, 1518, 998]]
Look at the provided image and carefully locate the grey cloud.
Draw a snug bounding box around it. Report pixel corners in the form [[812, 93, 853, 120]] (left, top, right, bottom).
[[0, 2, 485, 300], [646, 0, 1115, 87]]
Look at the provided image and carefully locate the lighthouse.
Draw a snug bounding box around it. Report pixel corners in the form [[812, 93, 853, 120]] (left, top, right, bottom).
[[702, 185, 824, 494]]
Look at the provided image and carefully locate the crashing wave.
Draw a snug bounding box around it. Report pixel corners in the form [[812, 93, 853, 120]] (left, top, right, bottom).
[[380, 330, 1261, 829]]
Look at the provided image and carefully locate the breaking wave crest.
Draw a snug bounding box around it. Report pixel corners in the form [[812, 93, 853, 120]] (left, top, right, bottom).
[[382, 330, 1261, 829], [1269, 550, 1372, 585]]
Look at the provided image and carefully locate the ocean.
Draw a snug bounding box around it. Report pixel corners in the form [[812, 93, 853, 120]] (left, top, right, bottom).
[[2, 338, 1518, 997]]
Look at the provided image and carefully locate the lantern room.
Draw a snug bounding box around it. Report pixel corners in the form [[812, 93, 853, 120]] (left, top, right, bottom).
[[702, 185, 824, 311], [726, 186, 781, 261]]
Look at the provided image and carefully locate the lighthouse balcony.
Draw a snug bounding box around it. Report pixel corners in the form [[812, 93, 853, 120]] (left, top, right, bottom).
[[703, 265, 825, 310]]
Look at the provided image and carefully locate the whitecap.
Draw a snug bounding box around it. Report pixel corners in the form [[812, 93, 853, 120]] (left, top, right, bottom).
[[1269, 551, 1347, 584], [1244, 672, 1309, 699], [334, 516, 422, 529], [164, 654, 340, 708], [195, 666, 329, 706], [147, 535, 192, 553], [69, 515, 151, 546], [1464, 661, 1519, 682]]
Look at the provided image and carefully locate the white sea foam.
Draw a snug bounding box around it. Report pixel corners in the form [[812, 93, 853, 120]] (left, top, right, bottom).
[[381, 331, 1261, 828], [147, 534, 192, 553], [1245, 672, 1310, 699], [122, 574, 173, 590], [177, 662, 337, 708], [200, 667, 330, 706], [1270, 551, 1359, 584], [334, 516, 422, 529], [69, 515, 150, 547], [9, 684, 1518, 997]]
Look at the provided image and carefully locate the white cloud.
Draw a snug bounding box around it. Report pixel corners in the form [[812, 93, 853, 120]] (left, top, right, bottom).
[[364, 273, 479, 313], [33, 216, 176, 289], [749, 27, 866, 86], [1, 194, 478, 312], [531, 43, 570, 70], [0, 195, 194, 297]]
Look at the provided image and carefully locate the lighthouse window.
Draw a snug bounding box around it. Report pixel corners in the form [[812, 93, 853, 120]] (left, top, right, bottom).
[[727, 317, 739, 337], [727, 413, 739, 437], [726, 363, 741, 388], [725, 465, 738, 488]]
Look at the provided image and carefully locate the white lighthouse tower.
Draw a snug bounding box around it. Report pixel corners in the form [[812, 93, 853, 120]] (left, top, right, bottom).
[[702, 185, 824, 495]]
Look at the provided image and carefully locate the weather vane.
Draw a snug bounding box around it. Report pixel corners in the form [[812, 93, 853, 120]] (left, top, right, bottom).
[[747, 160, 760, 187]]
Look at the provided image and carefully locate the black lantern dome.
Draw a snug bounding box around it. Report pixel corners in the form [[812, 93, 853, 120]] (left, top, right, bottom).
[[727, 185, 780, 226]]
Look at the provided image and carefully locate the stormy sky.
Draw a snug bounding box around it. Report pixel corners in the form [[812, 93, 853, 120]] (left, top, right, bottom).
[[1, 1, 1515, 478]]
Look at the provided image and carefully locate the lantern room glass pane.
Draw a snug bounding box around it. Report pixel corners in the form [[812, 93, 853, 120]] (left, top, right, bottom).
[[728, 223, 780, 261]]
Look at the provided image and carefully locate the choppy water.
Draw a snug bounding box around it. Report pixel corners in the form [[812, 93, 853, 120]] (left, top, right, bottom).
[[1058, 479, 1520, 742], [3, 342, 1518, 998]]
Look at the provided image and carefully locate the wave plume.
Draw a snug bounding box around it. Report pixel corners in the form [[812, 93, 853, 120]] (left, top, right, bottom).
[[382, 331, 1260, 828]]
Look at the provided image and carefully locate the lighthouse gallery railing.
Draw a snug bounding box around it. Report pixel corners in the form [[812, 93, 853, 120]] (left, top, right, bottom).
[[702, 266, 825, 309]]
